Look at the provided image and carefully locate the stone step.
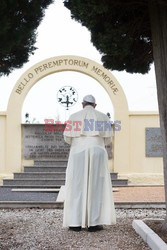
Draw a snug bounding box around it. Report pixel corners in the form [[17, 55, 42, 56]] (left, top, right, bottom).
[[3, 179, 65, 186], [23, 167, 119, 179], [14, 172, 118, 180], [0, 201, 63, 209], [1, 185, 61, 188], [24, 166, 67, 172], [110, 173, 118, 180], [0, 187, 58, 201], [0, 201, 165, 209], [113, 179, 128, 186], [14, 172, 66, 179], [34, 160, 67, 166], [3, 178, 127, 187], [11, 188, 60, 192]]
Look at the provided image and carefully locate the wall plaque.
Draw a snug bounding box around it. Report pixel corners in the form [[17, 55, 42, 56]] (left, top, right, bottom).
[[23, 124, 70, 160], [145, 127, 163, 157]]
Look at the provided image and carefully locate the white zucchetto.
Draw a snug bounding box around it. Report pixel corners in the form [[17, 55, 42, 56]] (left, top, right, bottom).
[[83, 95, 96, 104]]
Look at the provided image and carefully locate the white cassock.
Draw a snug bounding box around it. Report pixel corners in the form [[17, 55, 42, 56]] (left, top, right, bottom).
[[63, 105, 116, 228]]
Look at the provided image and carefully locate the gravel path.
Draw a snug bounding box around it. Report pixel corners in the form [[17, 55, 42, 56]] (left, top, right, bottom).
[[0, 208, 166, 250]]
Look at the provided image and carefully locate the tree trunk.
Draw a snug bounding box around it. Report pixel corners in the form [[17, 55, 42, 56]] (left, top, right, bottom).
[[149, 0, 167, 230]]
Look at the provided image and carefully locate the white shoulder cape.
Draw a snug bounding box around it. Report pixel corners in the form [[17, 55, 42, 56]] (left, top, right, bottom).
[[64, 106, 112, 145]]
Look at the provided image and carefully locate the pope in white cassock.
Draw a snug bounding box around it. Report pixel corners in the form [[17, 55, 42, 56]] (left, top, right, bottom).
[[63, 95, 116, 232]]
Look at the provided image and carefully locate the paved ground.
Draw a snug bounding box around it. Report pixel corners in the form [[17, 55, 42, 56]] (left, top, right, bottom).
[[113, 186, 165, 203], [0, 185, 165, 249], [1, 208, 166, 250], [0, 178, 165, 204]]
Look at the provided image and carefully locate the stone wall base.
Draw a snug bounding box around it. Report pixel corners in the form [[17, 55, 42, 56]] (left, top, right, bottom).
[[119, 173, 164, 185]]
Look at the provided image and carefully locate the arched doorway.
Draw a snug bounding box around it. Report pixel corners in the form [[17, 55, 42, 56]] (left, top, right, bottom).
[[21, 71, 114, 123], [6, 55, 129, 174]]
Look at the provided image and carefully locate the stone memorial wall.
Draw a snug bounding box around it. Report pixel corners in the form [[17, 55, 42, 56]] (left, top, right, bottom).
[[22, 124, 112, 160], [23, 124, 70, 160], [145, 127, 163, 157]]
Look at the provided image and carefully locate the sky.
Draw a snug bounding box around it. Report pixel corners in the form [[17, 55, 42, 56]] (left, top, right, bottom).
[[0, 0, 158, 123]]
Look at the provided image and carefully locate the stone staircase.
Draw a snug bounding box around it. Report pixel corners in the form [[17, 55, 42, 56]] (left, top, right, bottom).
[[0, 160, 128, 208]]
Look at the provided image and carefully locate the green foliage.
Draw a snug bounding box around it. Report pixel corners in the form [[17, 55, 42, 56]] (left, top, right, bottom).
[[64, 0, 154, 74], [0, 0, 53, 76]]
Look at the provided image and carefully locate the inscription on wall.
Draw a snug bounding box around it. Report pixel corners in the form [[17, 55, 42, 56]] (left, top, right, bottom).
[[23, 124, 112, 160], [15, 57, 118, 96], [145, 127, 163, 157], [23, 125, 70, 160]]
